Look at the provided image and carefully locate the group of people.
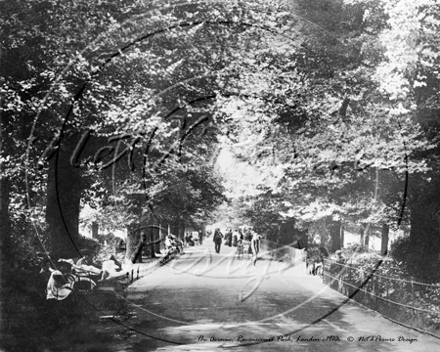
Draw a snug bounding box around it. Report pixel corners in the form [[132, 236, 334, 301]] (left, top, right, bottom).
[[164, 234, 184, 253], [306, 245, 347, 276], [212, 228, 262, 264], [184, 231, 203, 246], [39, 254, 126, 300]]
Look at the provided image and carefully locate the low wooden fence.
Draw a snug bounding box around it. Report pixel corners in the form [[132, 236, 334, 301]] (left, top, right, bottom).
[[323, 259, 440, 337]]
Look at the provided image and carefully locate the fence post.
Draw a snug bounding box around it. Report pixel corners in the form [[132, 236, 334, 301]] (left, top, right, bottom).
[[386, 277, 389, 298], [410, 278, 415, 319], [373, 274, 378, 310], [348, 263, 352, 297]]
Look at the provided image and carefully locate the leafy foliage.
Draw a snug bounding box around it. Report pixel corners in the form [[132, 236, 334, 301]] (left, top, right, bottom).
[[2, 0, 440, 347]]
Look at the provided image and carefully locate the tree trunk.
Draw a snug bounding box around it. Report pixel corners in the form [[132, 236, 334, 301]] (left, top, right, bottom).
[[148, 213, 157, 259], [131, 236, 146, 263], [180, 221, 185, 241], [381, 223, 389, 256], [360, 224, 365, 247], [1, 111, 17, 261], [0, 176, 12, 260], [365, 226, 370, 249], [156, 221, 162, 254], [409, 204, 437, 247], [125, 224, 138, 263], [329, 220, 342, 252], [409, 202, 440, 277], [91, 221, 99, 239], [46, 142, 82, 258], [278, 219, 295, 246], [340, 222, 345, 248]]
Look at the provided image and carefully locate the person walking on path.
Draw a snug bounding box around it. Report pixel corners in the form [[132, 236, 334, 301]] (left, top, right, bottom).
[[232, 229, 239, 247], [238, 229, 244, 241], [213, 228, 223, 254], [245, 229, 253, 255], [236, 239, 244, 259], [225, 228, 233, 247], [250, 231, 261, 265]]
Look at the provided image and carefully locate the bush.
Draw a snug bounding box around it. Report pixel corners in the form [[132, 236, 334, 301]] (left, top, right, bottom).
[[328, 251, 440, 332]]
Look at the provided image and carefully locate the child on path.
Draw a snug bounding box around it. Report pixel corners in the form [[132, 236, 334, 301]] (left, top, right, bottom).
[[236, 240, 244, 259]]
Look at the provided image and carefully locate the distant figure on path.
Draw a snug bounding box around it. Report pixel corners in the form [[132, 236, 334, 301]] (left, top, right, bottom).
[[213, 228, 223, 254], [225, 228, 233, 247], [245, 229, 253, 255], [236, 239, 244, 259], [238, 229, 244, 241], [185, 233, 195, 246], [232, 229, 239, 247], [251, 231, 261, 265]]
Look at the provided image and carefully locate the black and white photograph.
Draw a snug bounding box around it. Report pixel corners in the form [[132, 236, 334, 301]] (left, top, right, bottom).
[[1, 0, 440, 351]]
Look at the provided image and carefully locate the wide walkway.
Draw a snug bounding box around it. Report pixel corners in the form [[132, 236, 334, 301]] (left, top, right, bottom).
[[124, 241, 440, 352]]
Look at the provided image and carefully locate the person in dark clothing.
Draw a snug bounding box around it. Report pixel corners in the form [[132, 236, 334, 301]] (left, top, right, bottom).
[[232, 230, 239, 247], [213, 228, 223, 253], [225, 228, 233, 247], [245, 229, 253, 255]]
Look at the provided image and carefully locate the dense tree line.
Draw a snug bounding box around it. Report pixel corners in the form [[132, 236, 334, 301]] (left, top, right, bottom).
[[1, 0, 440, 321], [2, 1, 440, 351]]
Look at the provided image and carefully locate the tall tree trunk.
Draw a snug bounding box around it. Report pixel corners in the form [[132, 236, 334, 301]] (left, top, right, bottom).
[[156, 221, 162, 254], [329, 220, 342, 252], [147, 212, 157, 259], [0, 110, 13, 261], [91, 221, 99, 239], [125, 224, 146, 263], [125, 225, 137, 263], [365, 226, 370, 249], [409, 201, 440, 277], [340, 222, 345, 248], [360, 224, 365, 247], [131, 233, 146, 264], [0, 176, 11, 260], [381, 223, 389, 256], [46, 142, 82, 258], [180, 221, 185, 241]]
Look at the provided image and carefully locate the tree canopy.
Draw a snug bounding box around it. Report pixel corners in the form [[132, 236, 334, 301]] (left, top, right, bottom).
[[1, 0, 440, 277]]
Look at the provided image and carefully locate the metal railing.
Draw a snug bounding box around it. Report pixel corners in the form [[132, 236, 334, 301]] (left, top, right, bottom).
[[323, 258, 440, 338]]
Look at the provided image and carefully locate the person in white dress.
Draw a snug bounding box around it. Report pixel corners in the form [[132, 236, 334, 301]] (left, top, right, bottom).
[[250, 231, 261, 265]]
